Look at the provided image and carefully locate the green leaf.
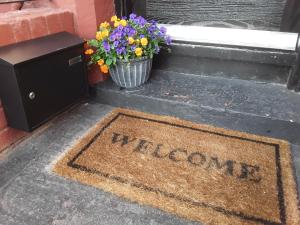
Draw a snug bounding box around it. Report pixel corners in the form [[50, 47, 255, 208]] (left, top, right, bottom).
[[106, 58, 113, 66], [124, 55, 129, 61], [88, 39, 99, 47], [112, 57, 117, 64]]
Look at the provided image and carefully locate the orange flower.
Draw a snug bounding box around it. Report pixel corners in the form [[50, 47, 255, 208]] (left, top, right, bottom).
[[85, 49, 94, 55], [97, 59, 104, 66], [100, 64, 109, 73]]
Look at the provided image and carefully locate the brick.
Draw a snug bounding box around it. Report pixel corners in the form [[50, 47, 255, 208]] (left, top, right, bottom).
[[0, 23, 15, 46], [22, 0, 55, 9], [45, 13, 64, 34], [59, 11, 75, 34], [12, 19, 32, 43], [0, 107, 7, 130], [0, 128, 27, 153], [0, 3, 22, 13], [29, 16, 48, 38], [74, 0, 98, 38]]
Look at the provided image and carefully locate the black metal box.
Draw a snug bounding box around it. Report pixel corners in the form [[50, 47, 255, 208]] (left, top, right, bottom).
[[0, 32, 88, 131]]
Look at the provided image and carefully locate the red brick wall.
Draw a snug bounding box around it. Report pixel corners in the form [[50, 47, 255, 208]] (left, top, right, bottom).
[[0, 2, 22, 13], [0, 0, 115, 152], [0, 8, 75, 46]]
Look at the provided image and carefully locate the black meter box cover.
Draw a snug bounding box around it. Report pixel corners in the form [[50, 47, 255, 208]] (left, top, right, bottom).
[[0, 32, 89, 131]]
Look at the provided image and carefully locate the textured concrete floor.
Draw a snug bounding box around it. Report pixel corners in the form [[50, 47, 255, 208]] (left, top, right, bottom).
[[0, 102, 200, 225], [0, 101, 299, 225]]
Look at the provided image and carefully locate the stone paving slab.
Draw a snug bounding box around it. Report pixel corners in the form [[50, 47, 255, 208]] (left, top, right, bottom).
[[97, 70, 300, 123], [96, 85, 300, 146], [0, 101, 299, 225]]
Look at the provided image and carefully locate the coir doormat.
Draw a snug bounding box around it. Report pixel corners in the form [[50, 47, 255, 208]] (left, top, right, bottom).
[[53, 108, 300, 225]]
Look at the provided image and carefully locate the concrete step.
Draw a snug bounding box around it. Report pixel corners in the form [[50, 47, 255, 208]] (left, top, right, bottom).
[[153, 42, 297, 86], [95, 69, 300, 145]]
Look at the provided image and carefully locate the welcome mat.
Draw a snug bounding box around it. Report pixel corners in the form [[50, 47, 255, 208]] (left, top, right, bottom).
[[53, 108, 300, 225]]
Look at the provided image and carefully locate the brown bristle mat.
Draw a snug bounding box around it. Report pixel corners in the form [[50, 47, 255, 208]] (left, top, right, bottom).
[[53, 108, 300, 225]]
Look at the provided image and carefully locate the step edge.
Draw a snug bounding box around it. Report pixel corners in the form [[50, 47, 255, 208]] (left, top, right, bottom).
[[95, 84, 300, 125]]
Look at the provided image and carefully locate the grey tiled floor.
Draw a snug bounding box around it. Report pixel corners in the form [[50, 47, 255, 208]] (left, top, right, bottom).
[[0, 102, 299, 225]]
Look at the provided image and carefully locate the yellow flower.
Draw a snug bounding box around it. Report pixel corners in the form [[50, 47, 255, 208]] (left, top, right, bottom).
[[96, 31, 102, 40], [120, 19, 127, 26], [135, 39, 140, 45], [111, 15, 118, 22], [97, 59, 104, 66], [114, 21, 120, 27], [135, 47, 143, 57], [101, 29, 109, 38], [84, 49, 94, 55], [100, 21, 110, 29], [100, 64, 109, 74], [141, 37, 148, 47], [128, 37, 134, 45]]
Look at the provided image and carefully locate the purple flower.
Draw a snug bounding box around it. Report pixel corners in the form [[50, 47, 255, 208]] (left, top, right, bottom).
[[140, 34, 145, 38], [116, 46, 126, 55], [130, 45, 136, 51], [126, 27, 136, 37], [120, 39, 128, 46], [149, 19, 157, 25], [109, 33, 116, 41], [113, 40, 119, 48], [129, 13, 137, 20], [165, 35, 172, 45], [116, 24, 124, 30], [148, 24, 157, 33], [124, 26, 130, 33], [132, 16, 147, 27], [159, 26, 167, 34], [109, 27, 125, 41], [114, 31, 122, 40], [103, 40, 110, 53]]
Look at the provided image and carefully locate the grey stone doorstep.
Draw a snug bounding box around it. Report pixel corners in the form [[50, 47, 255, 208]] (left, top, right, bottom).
[[0, 101, 299, 225]]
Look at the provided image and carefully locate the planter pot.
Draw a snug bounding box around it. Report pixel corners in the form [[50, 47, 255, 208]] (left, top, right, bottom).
[[109, 57, 153, 88]]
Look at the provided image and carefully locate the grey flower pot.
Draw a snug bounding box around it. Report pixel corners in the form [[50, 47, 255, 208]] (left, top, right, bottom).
[[109, 57, 153, 88]]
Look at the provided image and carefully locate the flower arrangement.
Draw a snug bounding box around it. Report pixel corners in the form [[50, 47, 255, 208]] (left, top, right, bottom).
[[85, 13, 171, 74]]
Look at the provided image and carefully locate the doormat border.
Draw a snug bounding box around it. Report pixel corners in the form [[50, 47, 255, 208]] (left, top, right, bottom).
[[66, 111, 286, 225]]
